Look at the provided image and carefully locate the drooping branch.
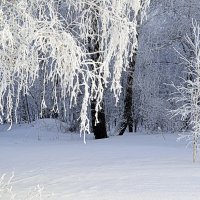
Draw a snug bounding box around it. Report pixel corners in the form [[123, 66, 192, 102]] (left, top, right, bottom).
[[0, 0, 150, 139]]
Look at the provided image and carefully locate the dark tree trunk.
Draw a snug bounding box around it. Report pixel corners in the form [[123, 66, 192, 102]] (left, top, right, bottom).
[[117, 7, 143, 136], [88, 8, 108, 139], [91, 100, 107, 139], [118, 53, 136, 136], [24, 94, 31, 123]]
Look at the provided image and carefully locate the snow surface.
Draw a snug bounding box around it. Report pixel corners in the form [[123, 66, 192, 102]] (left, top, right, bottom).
[[0, 119, 200, 200]]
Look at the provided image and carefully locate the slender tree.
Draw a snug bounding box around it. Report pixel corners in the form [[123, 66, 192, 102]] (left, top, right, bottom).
[[117, 3, 147, 135], [170, 20, 200, 162], [118, 53, 136, 135]]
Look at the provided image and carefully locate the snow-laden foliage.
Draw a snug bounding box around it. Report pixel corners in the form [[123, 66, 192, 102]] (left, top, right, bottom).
[[0, 0, 150, 137], [70, 0, 150, 102], [0, 0, 106, 139], [170, 20, 200, 162], [0, 0, 85, 127]]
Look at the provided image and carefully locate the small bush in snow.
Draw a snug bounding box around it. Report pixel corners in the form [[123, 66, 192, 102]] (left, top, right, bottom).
[[0, 173, 46, 200]]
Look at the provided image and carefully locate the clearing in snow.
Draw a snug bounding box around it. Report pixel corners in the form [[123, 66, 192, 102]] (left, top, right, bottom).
[[0, 119, 199, 200]]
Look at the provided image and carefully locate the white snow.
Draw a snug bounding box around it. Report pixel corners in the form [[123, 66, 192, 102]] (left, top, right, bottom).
[[0, 119, 200, 200]]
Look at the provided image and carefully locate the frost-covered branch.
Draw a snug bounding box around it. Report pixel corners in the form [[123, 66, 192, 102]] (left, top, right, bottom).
[[170, 20, 200, 162], [0, 0, 150, 137], [72, 0, 150, 102], [0, 0, 85, 125]]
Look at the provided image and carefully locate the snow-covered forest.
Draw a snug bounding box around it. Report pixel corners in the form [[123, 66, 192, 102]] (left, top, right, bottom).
[[1, 0, 200, 199], [1, 0, 200, 135]]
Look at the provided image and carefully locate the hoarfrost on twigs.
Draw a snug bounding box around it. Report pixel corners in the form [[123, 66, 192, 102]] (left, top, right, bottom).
[[0, 0, 149, 137]]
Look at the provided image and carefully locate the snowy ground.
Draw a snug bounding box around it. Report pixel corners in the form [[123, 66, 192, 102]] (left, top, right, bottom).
[[0, 119, 200, 200]]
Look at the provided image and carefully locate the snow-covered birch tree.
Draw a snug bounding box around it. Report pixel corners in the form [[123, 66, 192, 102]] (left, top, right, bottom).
[[0, 0, 150, 139], [69, 0, 150, 137], [116, 0, 150, 136], [170, 20, 200, 162]]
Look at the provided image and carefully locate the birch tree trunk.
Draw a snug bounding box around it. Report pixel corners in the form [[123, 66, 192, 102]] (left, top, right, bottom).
[[118, 53, 136, 135], [88, 8, 108, 139]]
